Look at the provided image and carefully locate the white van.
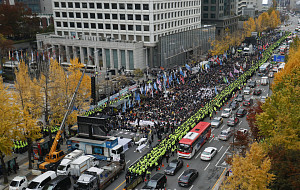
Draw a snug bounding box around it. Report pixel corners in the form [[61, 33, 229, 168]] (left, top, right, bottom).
[[26, 171, 56, 190], [261, 77, 269, 86], [57, 149, 84, 175]]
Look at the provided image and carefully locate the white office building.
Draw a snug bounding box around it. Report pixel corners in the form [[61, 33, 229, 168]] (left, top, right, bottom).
[[37, 0, 214, 71]]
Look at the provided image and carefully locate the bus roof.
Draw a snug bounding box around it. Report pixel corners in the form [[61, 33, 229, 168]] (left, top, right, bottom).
[[179, 122, 211, 145]]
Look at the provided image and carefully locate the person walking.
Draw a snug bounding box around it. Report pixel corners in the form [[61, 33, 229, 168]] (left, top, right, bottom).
[[165, 153, 169, 163]]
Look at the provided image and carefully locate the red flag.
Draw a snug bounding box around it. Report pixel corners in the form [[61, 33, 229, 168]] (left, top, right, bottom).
[[160, 66, 164, 70], [240, 66, 244, 71]]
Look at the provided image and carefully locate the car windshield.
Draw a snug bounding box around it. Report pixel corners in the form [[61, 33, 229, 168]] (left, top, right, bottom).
[[178, 144, 191, 153], [224, 109, 230, 113], [245, 87, 250, 90], [220, 131, 228, 135], [10, 180, 19, 187], [238, 109, 244, 114], [229, 118, 234, 121], [43, 184, 55, 190], [147, 180, 157, 188], [212, 119, 219, 123], [57, 165, 66, 171], [202, 151, 211, 155], [169, 162, 177, 167], [28, 181, 39, 189], [77, 183, 89, 189]]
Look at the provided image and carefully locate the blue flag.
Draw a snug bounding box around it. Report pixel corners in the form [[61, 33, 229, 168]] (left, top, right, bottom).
[[214, 86, 218, 95], [177, 78, 180, 84], [185, 64, 191, 71], [179, 67, 184, 76]]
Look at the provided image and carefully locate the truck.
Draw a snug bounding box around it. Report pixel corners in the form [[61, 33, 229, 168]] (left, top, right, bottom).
[[57, 149, 84, 175], [279, 45, 287, 55], [243, 44, 254, 56], [261, 77, 268, 86], [74, 161, 126, 190], [70, 155, 99, 178]]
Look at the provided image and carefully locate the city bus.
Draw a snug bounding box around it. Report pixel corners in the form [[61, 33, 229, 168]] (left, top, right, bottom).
[[178, 122, 211, 159], [258, 62, 271, 77]]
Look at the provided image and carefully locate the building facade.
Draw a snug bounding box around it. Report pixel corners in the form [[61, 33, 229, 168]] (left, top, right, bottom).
[[201, 0, 238, 35], [37, 0, 215, 70]]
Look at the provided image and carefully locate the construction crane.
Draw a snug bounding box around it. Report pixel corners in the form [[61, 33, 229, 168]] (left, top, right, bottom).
[[38, 69, 86, 172]]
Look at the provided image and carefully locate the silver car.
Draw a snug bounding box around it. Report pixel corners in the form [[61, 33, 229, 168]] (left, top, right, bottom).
[[211, 117, 223, 128], [221, 108, 232, 118], [243, 87, 251, 95], [218, 128, 233, 141]]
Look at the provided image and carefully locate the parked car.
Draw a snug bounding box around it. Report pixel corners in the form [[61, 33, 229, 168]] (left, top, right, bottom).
[[249, 81, 256, 88], [229, 101, 239, 110], [42, 175, 71, 190], [253, 89, 262, 95], [268, 71, 274, 78], [227, 116, 239, 126], [26, 171, 57, 190], [243, 98, 253, 107], [211, 117, 223, 128], [237, 128, 248, 135], [200, 147, 218, 161], [260, 96, 267, 103], [178, 169, 199, 187], [218, 128, 233, 141], [164, 159, 183, 175], [236, 108, 247, 117], [243, 87, 251, 95], [143, 173, 167, 189], [236, 94, 244, 102], [9, 176, 28, 190], [221, 108, 232, 118]]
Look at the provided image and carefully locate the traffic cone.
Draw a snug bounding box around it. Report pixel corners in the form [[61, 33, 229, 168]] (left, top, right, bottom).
[[221, 108, 222, 110], [162, 164, 164, 167], [158, 167, 160, 170], [145, 178, 147, 182], [213, 134, 215, 138], [187, 164, 189, 167]]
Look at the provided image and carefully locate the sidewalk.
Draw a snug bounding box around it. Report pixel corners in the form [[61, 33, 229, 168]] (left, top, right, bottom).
[[0, 144, 69, 190]]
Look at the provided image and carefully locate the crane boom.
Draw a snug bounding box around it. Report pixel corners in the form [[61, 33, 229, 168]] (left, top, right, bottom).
[[49, 69, 86, 154]]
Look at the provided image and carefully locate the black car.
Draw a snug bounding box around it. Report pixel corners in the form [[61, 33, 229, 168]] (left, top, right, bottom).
[[236, 108, 247, 117], [164, 159, 183, 175], [178, 169, 199, 187], [253, 89, 262, 95], [229, 101, 239, 110], [236, 94, 244, 102], [43, 175, 71, 190], [249, 81, 256, 88], [243, 98, 253, 107], [143, 173, 167, 189]]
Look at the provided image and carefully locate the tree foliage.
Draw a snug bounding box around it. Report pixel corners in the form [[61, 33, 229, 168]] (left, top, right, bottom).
[[243, 17, 256, 37], [222, 142, 275, 190]]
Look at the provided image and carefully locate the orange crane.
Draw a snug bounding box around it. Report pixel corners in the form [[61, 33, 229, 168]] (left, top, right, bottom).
[[38, 69, 86, 172]]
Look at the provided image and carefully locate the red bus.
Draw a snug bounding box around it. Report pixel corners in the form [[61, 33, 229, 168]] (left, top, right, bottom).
[[178, 122, 211, 159]]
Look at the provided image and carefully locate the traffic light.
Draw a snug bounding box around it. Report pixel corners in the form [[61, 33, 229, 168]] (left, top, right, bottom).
[[91, 76, 96, 105]]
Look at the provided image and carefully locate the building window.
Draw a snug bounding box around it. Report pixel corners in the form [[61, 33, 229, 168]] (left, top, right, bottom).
[[128, 25, 133, 30], [120, 25, 126, 30], [61, 2, 66, 8], [135, 15, 141, 20], [144, 25, 149, 31], [83, 13, 88, 18], [77, 23, 82, 28], [113, 24, 118, 30], [120, 14, 125, 20], [135, 4, 141, 10], [204, 6, 208, 11], [69, 12, 74, 18], [91, 23, 96, 29], [84, 23, 89, 28], [119, 3, 125, 9], [127, 3, 133, 9], [203, 13, 208, 18], [62, 12, 67, 17], [211, 0, 216, 4], [105, 49, 111, 68], [112, 3, 117, 9], [104, 3, 109, 9], [82, 3, 87, 8], [211, 13, 216, 18], [136, 25, 141, 31], [54, 2, 59, 7], [68, 2, 73, 8], [56, 22, 61, 27], [70, 22, 75, 28], [144, 36, 150, 42], [143, 4, 149, 10], [76, 12, 81, 18], [90, 13, 95, 19], [98, 23, 103, 29], [55, 12, 60, 17], [97, 13, 102, 19], [211, 6, 216, 11], [112, 14, 118, 19], [97, 3, 102, 9], [63, 22, 68, 27], [143, 15, 149, 21], [204, 0, 209, 4], [128, 50, 134, 70], [121, 50, 126, 69], [105, 14, 110, 19], [128, 14, 133, 20], [113, 50, 118, 68], [75, 2, 80, 8], [105, 24, 111, 29], [89, 3, 94, 8]]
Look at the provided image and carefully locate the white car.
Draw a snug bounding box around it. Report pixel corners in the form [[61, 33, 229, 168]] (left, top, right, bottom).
[[200, 147, 218, 161], [9, 176, 28, 190], [243, 87, 251, 95], [221, 108, 232, 118], [237, 128, 248, 135]]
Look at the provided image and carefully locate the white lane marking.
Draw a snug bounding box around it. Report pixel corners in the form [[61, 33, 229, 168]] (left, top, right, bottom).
[[218, 146, 223, 152], [211, 128, 215, 132], [209, 136, 214, 143], [126, 160, 131, 164], [253, 103, 257, 106], [220, 124, 225, 129], [195, 151, 202, 159], [215, 146, 230, 167], [178, 171, 185, 179], [189, 185, 194, 190], [204, 163, 211, 171], [239, 121, 242, 125]]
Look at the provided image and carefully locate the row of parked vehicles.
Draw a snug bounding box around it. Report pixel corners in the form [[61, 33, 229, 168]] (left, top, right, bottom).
[[9, 150, 125, 190]]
